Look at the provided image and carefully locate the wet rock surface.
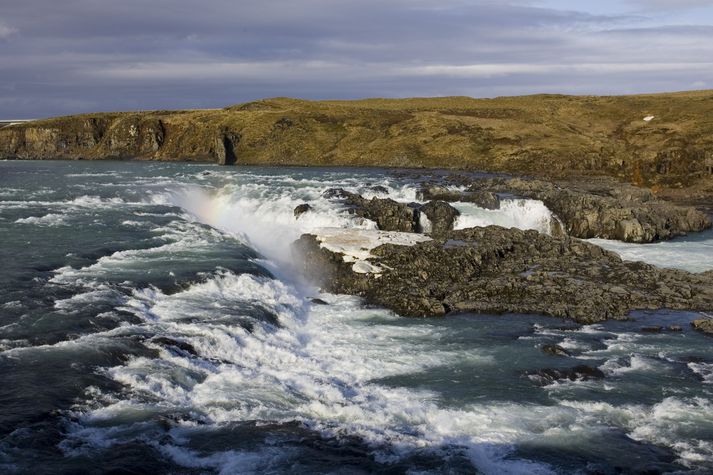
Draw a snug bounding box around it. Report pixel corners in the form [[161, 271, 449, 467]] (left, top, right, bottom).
[[292, 226, 713, 323]]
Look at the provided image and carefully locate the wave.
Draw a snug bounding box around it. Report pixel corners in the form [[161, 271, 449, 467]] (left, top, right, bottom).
[[15, 213, 68, 226]]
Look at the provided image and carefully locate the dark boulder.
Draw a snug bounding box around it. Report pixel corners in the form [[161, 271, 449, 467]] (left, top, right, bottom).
[[420, 201, 460, 236], [369, 185, 390, 195], [294, 203, 312, 219]]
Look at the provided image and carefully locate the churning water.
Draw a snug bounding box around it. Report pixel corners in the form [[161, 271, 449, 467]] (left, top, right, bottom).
[[1, 160, 712, 474]]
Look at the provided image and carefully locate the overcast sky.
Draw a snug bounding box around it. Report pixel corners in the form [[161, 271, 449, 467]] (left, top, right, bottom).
[[1, 0, 712, 118]]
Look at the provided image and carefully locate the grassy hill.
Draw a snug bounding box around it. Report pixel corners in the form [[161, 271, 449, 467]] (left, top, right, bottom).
[[2, 91, 713, 189]]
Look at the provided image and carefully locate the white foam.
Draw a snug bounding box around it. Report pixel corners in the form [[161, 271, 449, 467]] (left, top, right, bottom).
[[14, 213, 68, 226], [589, 231, 713, 273], [453, 199, 555, 234], [154, 184, 378, 263], [689, 362, 713, 384], [600, 355, 659, 376]]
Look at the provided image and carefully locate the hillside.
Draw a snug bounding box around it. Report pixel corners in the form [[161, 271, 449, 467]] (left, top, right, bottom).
[[2, 91, 713, 189]]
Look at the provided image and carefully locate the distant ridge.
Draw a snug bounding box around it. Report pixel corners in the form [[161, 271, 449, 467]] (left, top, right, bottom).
[[2, 90, 713, 189]]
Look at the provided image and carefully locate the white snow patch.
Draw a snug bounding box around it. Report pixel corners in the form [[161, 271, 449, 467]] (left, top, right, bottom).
[[643, 115, 655, 122]]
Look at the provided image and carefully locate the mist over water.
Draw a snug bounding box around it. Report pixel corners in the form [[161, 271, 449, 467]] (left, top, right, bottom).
[[1, 160, 712, 474]]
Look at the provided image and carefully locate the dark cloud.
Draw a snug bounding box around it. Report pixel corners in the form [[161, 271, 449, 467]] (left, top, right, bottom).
[[0, 0, 711, 118]]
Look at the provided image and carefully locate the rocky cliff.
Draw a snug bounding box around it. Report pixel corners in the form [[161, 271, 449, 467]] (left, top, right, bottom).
[[2, 92, 713, 189]]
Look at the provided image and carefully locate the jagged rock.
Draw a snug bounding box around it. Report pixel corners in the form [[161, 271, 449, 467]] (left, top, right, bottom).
[[294, 203, 312, 219], [323, 188, 419, 232], [292, 226, 713, 324], [542, 344, 571, 356], [691, 318, 713, 335], [419, 201, 460, 236]]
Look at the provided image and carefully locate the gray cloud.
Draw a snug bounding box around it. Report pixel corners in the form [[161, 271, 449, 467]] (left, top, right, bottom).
[[0, 23, 18, 40], [630, 0, 713, 10], [0, 0, 712, 118]]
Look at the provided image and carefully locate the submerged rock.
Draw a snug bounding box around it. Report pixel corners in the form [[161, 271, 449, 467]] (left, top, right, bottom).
[[150, 337, 198, 356], [527, 365, 605, 384], [542, 344, 572, 356], [292, 226, 713, 324]]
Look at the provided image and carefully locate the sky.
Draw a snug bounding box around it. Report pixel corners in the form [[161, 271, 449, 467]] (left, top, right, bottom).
[[1, 0, 713, 118]]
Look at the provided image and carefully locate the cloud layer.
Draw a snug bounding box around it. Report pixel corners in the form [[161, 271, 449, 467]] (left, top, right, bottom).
[[1, 0, 712, 118]]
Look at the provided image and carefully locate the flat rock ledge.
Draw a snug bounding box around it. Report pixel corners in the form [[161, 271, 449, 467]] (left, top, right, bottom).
[[292, 226, 713, 324]]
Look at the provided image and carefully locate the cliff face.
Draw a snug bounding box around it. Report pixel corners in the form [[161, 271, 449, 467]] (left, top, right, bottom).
[[2, 92, 713, 188]]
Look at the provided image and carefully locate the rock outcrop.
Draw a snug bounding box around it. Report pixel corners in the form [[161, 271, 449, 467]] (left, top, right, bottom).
[[294, 203, 312, 219], [422, 176, 712, 243], [323, 188, 463, 235], [691, 317, 713, 335], [292, 226, 713, 324]]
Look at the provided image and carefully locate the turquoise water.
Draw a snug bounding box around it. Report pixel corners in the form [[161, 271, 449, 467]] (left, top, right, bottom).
[[1, 160, 712, 474]]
